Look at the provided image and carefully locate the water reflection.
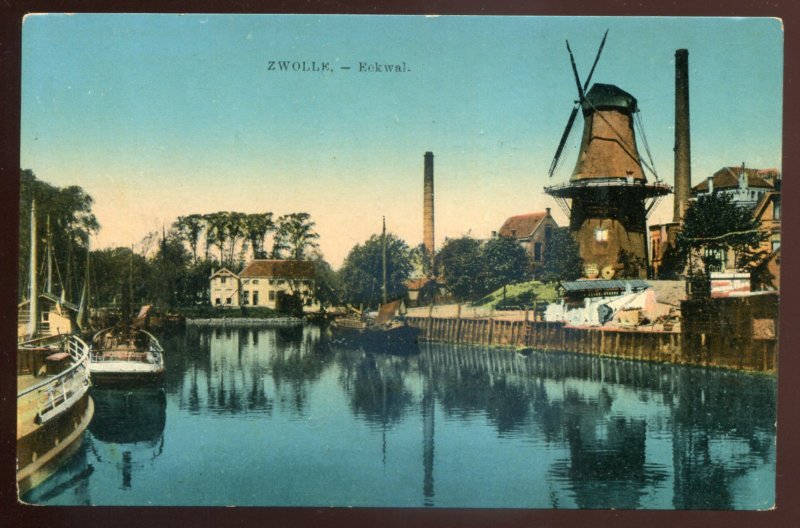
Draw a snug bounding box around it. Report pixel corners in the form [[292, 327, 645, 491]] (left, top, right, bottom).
[[86, 388, 167, 491], [26, 326, 775, 509]]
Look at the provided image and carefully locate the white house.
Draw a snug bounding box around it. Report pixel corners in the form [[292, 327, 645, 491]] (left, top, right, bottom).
[[239, 260, 318, 311], [210, 268, 240, 307], [210, 260, 319, 311]]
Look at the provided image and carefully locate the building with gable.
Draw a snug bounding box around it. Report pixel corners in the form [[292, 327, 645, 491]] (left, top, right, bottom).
[[210, 260, 318, 311], [496, 208, 559, 273]]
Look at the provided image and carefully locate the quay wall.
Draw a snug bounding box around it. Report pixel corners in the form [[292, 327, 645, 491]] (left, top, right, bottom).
[[186, 317, 303, 327], [406, 305, 777, 374]]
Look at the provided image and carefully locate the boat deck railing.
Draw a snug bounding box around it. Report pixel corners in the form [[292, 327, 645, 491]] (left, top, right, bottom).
[[18, 334, 91, 424]]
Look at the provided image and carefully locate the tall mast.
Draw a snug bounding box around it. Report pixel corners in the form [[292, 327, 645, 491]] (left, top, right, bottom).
[[381, 217, 387, 305], [28, 201, 38, 338], [46, 215, 53, 295]]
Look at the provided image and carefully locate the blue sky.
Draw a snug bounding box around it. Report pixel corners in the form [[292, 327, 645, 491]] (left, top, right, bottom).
[[21, 15, 783, 267]]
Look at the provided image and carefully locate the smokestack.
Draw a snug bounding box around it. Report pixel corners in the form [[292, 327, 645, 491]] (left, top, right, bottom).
[[674, 49, 691, 222], [423, 152, 435, 259]]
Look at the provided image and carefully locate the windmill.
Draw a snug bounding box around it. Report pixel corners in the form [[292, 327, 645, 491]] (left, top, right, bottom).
[[544, 32, 671, 279]]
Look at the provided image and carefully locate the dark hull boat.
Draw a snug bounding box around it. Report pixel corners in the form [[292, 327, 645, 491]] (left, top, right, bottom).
[[330, 300, 421, 352]]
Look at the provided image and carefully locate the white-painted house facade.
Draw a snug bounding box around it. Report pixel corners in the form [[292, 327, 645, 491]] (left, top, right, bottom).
[[210, 260, 319, 311], [210, 268, 241, 307]]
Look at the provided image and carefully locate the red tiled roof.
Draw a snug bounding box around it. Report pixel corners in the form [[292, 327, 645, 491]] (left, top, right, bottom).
[[692, 167, 778, 193], [498, 212, 549, 239], [240, 260, 315, 279]]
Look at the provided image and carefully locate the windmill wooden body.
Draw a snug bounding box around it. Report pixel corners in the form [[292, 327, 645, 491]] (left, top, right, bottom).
[[545, 33, 671, 279]]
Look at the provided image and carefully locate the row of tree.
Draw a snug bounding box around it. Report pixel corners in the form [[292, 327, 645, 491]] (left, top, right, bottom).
[[171, 211, 320, 267], [19, 169, 771, 313]]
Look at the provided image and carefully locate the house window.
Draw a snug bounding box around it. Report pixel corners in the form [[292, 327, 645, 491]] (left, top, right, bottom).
[[534, 242, 543, 262], [253, 292, 259, 306], [269, 291, 276, 301], [253, 279, 259, 284], [544, 225, 552, 243], [226, 297, 232, 305], [242, 291, 250, 305], [774, 198, 781, 220], [595, 227, 609, 242], [215, 297, 221, 305], [221, 277, 226, 284]]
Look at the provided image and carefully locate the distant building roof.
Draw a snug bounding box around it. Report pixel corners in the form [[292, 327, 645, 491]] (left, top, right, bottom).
[[692, 166, 778, 194], [498, 211, 553, 239], [210, 267, 239, 280], [240, 260, 315, 280]]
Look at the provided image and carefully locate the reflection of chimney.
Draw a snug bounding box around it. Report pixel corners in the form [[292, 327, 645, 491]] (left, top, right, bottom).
[[423, 152, 435, 258], [674, 49, 691, 222]]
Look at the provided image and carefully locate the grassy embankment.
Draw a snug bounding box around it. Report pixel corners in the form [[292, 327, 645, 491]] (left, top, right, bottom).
[[474, 280, 559, 310]]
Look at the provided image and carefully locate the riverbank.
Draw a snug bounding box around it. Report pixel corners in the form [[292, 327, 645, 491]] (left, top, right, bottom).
[[186, 317, 303, 327], [406, 292, 778, 374]]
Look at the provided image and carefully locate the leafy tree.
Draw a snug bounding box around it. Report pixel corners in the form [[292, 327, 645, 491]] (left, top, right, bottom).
[[410, 243, 434, 278], [90, 247, 148, 309], [537, 227, 583, 282], [617, 249, 647, 279], [204, 211, 229, 265], [338, 233, 413, 308], [481, 236, 530, 301], [435, 236, 484, 301], [311, 255, 342, 312], [174, 214, 205, 263], [243, 212, 275, 260], [224, 211, 247, 265], [272, 212, 320, 260], [19, 170, 99, 301], [675, 192, 769, 288]]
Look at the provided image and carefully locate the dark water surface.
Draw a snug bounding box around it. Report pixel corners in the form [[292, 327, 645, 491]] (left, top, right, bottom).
[[23, 325, 776, 509]]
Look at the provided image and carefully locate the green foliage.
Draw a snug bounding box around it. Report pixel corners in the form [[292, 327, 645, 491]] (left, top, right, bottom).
[[537, 227, 583, 282], [89, 247, 149, 315], [338, 233, 413, 308], [475, 280, 558, 310], [272, 212, 320, 260], [435, 236, 484, 301], [617, 249, 647, 279], [311, 257, 342, 311], [410, 243, 434, 278], [481, 236, 530, 299], [676, 192, 769, 274], [19, 170, 99, 302]]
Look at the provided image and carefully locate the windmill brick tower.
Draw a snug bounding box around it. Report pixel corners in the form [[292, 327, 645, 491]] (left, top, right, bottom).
[[545, 33, 671, 279]]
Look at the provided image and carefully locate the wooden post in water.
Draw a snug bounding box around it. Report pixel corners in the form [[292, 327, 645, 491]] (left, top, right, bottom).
[[455, 303, 461, 343]]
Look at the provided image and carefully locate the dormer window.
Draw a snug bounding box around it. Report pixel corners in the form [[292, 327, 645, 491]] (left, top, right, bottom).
[[595, 227, 609, 242]]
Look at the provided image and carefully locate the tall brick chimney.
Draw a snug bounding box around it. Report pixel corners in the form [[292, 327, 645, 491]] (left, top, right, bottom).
[[674, 49, 691, 222], [423, 152, 435, 259]]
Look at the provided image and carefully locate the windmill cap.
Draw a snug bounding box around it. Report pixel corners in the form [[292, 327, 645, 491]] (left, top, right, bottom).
[[583, 83, 638, 113]]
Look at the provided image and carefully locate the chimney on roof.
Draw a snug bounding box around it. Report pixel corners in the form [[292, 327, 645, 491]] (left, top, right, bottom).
[[674, 49, 691, 223], [423, 152, 435, 260]]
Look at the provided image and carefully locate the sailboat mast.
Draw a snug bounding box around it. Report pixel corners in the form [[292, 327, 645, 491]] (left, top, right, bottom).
[[381, 217, 387, 305], [28, 201, 38, 338], [46, 215, 53, 295]]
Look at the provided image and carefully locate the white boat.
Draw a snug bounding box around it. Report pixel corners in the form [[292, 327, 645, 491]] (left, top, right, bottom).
[[90, 327, 165, 386]]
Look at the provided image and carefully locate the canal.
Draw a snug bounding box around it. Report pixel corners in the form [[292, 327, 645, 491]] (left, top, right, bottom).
[[22, 325, 776, 509]]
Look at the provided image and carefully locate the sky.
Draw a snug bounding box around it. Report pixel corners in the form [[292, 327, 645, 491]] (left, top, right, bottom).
[[20, 15, 783, 268]]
